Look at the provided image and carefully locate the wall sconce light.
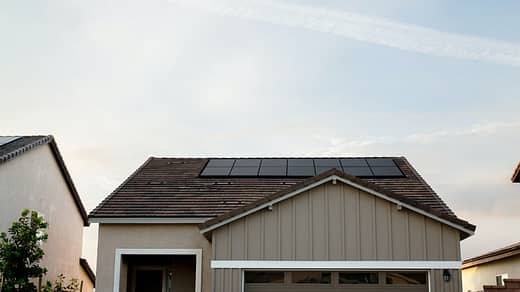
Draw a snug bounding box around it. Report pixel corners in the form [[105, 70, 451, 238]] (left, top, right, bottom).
[[443, 269, 451, 282]]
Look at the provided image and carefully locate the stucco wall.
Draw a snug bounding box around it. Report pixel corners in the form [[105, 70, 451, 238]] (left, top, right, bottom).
[[0, 145, 92, 290], [96, 224, 212, 292], [462, 254, 520, 292]]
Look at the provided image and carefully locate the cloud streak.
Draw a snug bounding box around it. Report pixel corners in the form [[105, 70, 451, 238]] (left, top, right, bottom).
[[172, 0, 520, 67]]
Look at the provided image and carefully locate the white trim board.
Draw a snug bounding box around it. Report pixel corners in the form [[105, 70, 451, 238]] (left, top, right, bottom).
[[113, 248, 202, 292], [200, 174, 474, 237], [211, 260, 461, 270], [90, 217, 210, 224]]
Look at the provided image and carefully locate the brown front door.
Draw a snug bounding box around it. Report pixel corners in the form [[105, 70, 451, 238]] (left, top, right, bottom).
[[135, 270, 163, 292]]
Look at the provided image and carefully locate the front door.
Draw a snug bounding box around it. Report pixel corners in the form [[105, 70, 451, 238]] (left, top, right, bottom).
[[135, 270, 163, 292]]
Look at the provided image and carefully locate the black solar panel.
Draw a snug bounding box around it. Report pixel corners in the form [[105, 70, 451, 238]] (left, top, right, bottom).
[[200, 158, 405, 178]]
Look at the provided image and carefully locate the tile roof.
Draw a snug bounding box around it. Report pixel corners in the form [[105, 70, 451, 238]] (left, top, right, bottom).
[[90, 157, 474, 236], [463, 241, 520, 269], [512, 162, 520, 183], [0, 135, 89, 226]]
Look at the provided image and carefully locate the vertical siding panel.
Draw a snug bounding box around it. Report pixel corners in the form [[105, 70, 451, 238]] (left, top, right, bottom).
[[214, 226, 229, 260], [312, 187, 327, 260], [442, 225, 460, 260], [294, 192, 310, 260], [375, 198, 391, 260], [230, 221, 245, 260], [425, 219, 442, 260], [279, 199, 293, 260], [359, 191, 376, 260], [344, 185, 360, 260], [263, 204, 279, 259], [391, 207, 409, 260], [408, 212, 426, 260], [328, 183, 343, 260], [246, 214, 262, 259]]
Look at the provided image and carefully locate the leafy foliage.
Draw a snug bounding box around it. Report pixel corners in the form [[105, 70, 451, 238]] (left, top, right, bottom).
[[43, 274, 80, 292], [0, 209, 48, 292]]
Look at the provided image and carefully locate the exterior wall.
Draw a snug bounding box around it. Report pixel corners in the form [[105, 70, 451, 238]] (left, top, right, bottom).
[[96, 224, 212, 292], [0, 145, 90, 290], [462, 254, 520, 292], [212, 182, 461, 261], [211, 181, 463, 292]]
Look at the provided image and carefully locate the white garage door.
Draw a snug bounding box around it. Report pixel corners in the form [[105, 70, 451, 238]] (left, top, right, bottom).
[[245, 271, 429, 292]]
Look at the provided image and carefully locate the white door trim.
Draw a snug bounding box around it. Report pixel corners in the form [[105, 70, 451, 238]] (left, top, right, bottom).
[[113, 248, 202, 292], [211, 260, 461, 270]]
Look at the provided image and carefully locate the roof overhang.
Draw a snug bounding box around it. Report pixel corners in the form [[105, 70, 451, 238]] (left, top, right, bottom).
[[463, 242, 520, 269], [199, 171, 476, 238], [79, 258, 96, 287], [512, 162, 520, 183], [89, 217, 211, 224]]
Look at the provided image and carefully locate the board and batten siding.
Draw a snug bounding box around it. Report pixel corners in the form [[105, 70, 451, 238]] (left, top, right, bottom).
[[212, 182, 460, 261], [211, 181, 463, 292]]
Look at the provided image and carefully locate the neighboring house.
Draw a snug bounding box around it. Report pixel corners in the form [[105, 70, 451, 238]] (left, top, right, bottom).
[[462, 242, 520, 292], [460, 163, 520, 292], [0, 136, 95, 291], [90, 157, 476, 292]]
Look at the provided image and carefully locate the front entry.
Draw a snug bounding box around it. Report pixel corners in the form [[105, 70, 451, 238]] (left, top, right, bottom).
[[124, 255, 196, 292]]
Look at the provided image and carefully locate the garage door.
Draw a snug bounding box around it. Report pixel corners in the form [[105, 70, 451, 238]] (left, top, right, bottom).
[[245, 271, 429, 292]]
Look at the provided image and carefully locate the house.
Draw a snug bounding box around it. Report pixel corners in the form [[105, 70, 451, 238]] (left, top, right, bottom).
[[0, 136, 95, 291], [462, 242, 520, 292], [460, 163, 520, 292], [90, 157, 475, 292]]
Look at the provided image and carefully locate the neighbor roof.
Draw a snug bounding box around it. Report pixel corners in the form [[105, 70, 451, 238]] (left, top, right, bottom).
[[512, 162, 520, 183], [463, 242, 520, 269], [89, 157, 474, 236], [0, 135, 89, 226]]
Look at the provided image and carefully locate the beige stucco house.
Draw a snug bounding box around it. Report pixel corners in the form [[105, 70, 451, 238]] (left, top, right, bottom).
[[0, 136, 95, 291], [90, 157, 475, 292]]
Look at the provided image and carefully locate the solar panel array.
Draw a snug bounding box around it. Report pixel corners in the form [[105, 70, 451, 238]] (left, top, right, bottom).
[[200, 158, 404, 178], [0, 136, 21, 147]]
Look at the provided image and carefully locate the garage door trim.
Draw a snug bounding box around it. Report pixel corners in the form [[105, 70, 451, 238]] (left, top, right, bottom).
[[212, 260, 461, 270]]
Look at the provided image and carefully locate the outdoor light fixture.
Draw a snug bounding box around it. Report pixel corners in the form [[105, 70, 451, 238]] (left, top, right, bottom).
[[443, 269, 451, 282]]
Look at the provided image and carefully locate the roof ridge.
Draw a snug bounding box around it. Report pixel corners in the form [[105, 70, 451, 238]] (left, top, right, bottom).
[[0, 135, 52, 164]]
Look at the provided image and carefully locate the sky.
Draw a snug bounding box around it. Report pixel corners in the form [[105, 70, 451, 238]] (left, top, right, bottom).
[[1, 0, 520, 271]]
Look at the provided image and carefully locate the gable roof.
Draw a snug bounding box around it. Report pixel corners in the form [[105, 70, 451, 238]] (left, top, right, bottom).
[[512, 162, 520, 183], [0, 136, 89, 226], [80, 258, 96, 286], [463, 242, 520, 269], [199, 169, 475, 238], [89, 157, 473, 236]]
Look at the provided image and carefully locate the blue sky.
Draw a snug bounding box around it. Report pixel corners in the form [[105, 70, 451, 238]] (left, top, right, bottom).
[[1, 0, 520, 270]]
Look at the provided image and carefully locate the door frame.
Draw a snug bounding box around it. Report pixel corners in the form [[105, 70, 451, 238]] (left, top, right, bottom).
[[114, 248, 202, 292]]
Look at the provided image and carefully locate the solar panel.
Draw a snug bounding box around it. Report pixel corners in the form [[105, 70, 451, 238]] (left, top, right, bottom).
[[261, 159, 287, 167], [0, 136, 21, 147], [288, 159, 314, 167], [340, 158, 369, 167], [230, 167, 259, 176], [371, 166, 403, 177], [287, 166, 315, 176], [235, 159, 261, 167], [200, 167, 232, 176], [314, 158, 340, 167], [200, 158, 405, 178], [259, 166, 287, 176], [342, 166, 374, 177], [206, 159, 235, 167], [366, 158, 396, 167]]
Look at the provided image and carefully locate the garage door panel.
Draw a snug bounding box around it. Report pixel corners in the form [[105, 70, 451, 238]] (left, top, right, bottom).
[[246, 284, 427, 292]]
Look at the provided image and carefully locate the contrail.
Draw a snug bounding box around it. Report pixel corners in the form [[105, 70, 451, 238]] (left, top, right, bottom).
[[171, 0, 520, 67]]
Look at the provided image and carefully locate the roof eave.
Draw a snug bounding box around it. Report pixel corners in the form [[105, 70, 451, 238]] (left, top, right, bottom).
[[512, 162, 520, 183]]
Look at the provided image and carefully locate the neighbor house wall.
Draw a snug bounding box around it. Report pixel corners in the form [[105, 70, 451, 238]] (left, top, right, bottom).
[[211, 181, 463, 292], [96, 224, 212, 292], [462, 254, 520, 292], [0, 145, 92, 290]]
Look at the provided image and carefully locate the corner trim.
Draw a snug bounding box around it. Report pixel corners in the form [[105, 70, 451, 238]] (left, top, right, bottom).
[[89, 217, 210, 224], [113, 248, 202, 292], [211, 260, 462, 270]]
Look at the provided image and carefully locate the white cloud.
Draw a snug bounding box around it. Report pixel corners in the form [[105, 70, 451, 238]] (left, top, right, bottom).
[[171, 0, 520, 67]]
